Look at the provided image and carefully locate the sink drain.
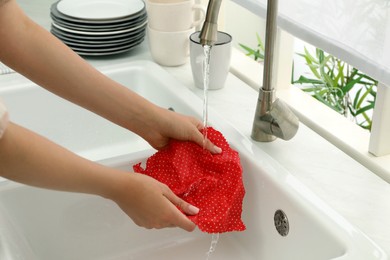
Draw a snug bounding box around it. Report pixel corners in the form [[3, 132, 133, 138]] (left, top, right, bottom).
[[274, 209, 289, 236]]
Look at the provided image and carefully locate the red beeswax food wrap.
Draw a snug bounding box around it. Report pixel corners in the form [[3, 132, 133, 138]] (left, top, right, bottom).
[[133, 127, 246, 233]]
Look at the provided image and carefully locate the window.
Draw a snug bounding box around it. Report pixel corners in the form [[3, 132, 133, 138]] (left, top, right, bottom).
[[223, 0, 390, 183]]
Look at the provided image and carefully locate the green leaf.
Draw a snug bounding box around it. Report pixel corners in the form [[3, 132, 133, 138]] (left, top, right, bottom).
[[334, 60, 345, 86], [293, 75, 324, 85], [357, 85, 374, 108], [302, 86, 326, 93], [239, 43, 256, 55], [256, 33, 265, 51], [343, 75, 364, 93], [352, 88, 363, 108], [303, 47, 319, 64], [355, 103, 375, 115]]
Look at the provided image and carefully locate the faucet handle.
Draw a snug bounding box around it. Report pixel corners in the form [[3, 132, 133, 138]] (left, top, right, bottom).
[[269, 99, 299, 140], [252, 97, 299, 142]]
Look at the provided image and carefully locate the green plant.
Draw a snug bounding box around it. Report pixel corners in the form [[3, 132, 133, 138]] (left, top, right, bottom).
[[238, 33, 265, 62], [292, 47, 377, 131], [239, 34, 378, 131]]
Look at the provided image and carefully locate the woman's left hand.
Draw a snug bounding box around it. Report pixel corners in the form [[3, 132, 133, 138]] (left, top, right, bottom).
[[139, 108, 222, 154]]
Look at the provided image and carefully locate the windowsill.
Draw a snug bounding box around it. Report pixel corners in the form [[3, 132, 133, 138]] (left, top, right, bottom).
[[230, 47, 390, 183]]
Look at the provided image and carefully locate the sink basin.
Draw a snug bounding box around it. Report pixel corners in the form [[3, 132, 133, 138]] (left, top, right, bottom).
[[0, 60, 387, 260]]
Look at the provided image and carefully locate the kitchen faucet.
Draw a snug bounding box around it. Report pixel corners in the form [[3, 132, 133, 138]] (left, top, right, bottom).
[[251, 0, 299, 141], [200, 0, 299, 141]]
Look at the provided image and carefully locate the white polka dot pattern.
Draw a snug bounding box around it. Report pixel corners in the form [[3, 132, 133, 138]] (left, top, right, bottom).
[[133, 127, 246, 233]]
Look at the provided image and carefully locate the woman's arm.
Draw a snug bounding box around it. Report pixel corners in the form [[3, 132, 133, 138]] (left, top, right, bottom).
[[0, 123, 198, 231], [0, 0, 216, 231], [0, 0, 220, 152]]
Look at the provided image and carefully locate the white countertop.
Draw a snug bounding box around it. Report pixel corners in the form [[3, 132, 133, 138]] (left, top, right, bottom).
[[3, 0, 390, 255]]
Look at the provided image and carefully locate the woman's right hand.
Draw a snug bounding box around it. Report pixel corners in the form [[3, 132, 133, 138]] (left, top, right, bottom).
[[106, 171, 199, 231]]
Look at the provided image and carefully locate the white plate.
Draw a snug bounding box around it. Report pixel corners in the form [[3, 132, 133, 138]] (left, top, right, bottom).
[[51, 20, 147, 35], [57, 32, 145, 47], [51, 1, 146, 24], [75, 38, 144, 56], [51, 13, 147, 31], [69, 36, 144, 52], [57, 0, 145, 20], [51, 26, 146, 40]]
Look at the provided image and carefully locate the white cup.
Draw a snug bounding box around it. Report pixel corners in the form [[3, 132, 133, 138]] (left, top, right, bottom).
[[146, 0, 205, 32], [190, 31, 232, 90], [148, 25, 195, 66]]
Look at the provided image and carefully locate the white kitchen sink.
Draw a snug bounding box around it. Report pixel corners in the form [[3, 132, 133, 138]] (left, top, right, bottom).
[[0, 60, 387, 259]]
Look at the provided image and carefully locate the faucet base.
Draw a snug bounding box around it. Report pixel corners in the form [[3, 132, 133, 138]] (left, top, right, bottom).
[[251, 128, 277, 142], [251, 88, 277, 142], [251, 90, 299, 142]]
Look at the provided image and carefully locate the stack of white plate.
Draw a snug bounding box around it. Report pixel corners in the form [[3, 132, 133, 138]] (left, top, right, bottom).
[[50, 0, 147, 56]]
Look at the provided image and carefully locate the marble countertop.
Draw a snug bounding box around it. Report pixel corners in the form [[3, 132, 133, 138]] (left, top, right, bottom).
[[2, 0, 390, 255]]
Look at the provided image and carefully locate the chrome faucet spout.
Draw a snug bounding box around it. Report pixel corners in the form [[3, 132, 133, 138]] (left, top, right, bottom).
[[199, 0, 223, 46], [251, 0, 299, 142]]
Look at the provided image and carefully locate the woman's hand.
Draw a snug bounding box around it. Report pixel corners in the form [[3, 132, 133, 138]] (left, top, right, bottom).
[[136, 107, 222, 154], [106, 171, 199, 231]]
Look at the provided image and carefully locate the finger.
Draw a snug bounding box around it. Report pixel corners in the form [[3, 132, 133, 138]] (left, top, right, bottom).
[[173, 210, 197, 232], [168, 201, 197, 232], [176, 199, 199, 215], [164, 190, 198, 232], [204, 137, 222, 154], [190, 120, 222, 154]]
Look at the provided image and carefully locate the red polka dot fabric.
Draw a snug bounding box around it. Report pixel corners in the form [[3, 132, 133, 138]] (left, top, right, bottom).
[[133, 127, 246, 233]]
